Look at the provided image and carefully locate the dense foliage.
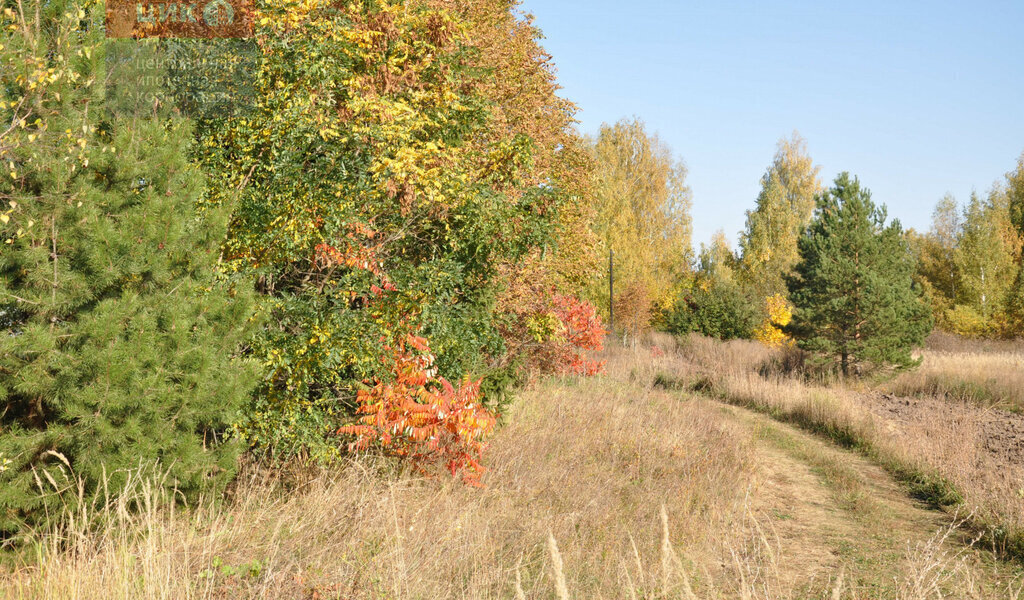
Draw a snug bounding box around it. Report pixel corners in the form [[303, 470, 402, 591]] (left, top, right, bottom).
[[785, 174, 933, 375], [665, 279, 756, 341], [911, 156, 1024, 338], [0, 3, 255, 532], [198, 0, 604, 463]]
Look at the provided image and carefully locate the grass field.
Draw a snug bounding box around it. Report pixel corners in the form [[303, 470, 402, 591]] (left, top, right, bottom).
[[2, 338, 1023, 599]]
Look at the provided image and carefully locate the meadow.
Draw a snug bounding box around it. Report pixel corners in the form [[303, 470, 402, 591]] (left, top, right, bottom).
[[3, 336, 1024, 599]]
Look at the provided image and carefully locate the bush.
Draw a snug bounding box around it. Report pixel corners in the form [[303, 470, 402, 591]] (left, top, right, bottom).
[[337, 334, 497, 485], [665, 281, 758, 340]]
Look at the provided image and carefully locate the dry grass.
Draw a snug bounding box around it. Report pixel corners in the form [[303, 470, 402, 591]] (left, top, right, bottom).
[[0, 347, 768, 599], [665, 333, 1024, 563], [2, 340, 1021, 599], [886, 350, 1024, 411]]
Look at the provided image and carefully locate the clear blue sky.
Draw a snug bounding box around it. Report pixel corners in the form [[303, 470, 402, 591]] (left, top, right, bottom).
[[518, 0, 1024, 251]]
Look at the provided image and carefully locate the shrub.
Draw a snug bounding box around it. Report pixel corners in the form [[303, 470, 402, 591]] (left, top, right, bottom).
[[665, 281, 758, 340], [753, 293, 794, 348], [337, 334, 497, 485]]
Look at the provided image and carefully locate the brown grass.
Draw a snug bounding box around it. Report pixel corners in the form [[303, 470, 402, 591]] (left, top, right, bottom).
[[2, 340, 1021, 599], [665, 333, 1024, 563], [886, 350, 1024, 411], [0, 347, 766, 599]]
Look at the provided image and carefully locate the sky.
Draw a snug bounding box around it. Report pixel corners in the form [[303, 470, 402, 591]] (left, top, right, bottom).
[[517, 0, 1024, 251]]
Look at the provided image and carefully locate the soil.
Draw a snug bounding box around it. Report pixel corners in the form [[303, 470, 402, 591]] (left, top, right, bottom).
[[865, 392, 1024, 470]]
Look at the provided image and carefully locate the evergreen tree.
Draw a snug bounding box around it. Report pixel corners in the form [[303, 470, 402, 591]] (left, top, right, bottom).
[[785, 173, 932, 375], [0, 2, 255, 532]]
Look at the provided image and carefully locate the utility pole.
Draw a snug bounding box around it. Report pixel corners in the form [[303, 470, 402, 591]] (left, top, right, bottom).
[[608, 248, 614, 335]]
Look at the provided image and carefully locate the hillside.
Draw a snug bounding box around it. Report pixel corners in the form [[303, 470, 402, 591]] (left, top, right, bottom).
[[4, 338, 1023, 599]]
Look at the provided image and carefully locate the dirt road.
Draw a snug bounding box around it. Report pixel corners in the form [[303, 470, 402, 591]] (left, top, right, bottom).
[[710, 401, 1021, 598]]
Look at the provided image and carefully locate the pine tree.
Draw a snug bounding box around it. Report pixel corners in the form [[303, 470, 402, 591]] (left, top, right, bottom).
[[0, 2, 255, 532], [785, 173, 932, 375]]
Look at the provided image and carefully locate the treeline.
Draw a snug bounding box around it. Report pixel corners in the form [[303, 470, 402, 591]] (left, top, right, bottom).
[[0, 0, 606, 532], [910, 158, 1024, 338], [2, 0, 1021, 535], [595, 128, 1023, 372]]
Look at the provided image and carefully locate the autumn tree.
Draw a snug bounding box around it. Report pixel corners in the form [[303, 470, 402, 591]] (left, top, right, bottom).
[[448, 0, 604, 376], [785, 174, 932, 375], [590, 118, 692, 336], [949, 191, 1021, 334], [199, 0, 602, 463], [738, 133, 822, 299], [923, 195, 962, 303], [698, 230, 739, 284]]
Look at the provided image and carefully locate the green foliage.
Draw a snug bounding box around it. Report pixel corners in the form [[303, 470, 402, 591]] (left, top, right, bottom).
[[1008, 153, 1024, 238], [665, 280, 757, 341], [785, 173, 933, 376], [913, 156, 1024, 338], [0, 2, 255, 533], [198, 0, 580, 462], [940, 304, 1000, 338], [954, 192, 1019, 320]]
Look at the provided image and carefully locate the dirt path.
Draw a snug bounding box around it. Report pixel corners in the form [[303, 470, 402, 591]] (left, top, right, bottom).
[[712, 402, 1018, 598]]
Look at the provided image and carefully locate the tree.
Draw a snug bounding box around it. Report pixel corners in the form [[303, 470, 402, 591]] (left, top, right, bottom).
[[199, 0, 601, 463], [665, 231, 757, 340], [739, 133, 822, 298], [0, 4, 255, 532], [666, 280, 757, 341], [923, 195, 962, 302], [785, 173, 932, 376], [953, 191, 1020, 326], [1005, 154, 1024, 331], [910, 195, 961, 324], [590, 118, 693, 335], [698, 230, 738, 284], [1008, 153, 1024, 237]]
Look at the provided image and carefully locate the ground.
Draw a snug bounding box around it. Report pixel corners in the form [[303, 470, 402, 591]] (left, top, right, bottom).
[[4, 339, 1024, 599], [718, 402, 1003, 598]]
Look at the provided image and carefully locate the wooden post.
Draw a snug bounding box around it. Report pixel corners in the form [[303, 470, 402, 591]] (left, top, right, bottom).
[[608, 248, 614, 335]]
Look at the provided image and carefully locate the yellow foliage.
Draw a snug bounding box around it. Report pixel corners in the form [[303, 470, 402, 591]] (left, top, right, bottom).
[[754, 293, 793, 348]]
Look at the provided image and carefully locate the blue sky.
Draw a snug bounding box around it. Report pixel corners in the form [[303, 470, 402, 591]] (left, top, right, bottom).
[[517, 0, 1024, 250]]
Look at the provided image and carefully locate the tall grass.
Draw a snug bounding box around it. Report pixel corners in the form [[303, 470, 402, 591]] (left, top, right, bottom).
[[2, 341, 1020, 598], [668, 333, 1024, 562], [0, 347, 766, 599], [886, 350, 1024, 411]]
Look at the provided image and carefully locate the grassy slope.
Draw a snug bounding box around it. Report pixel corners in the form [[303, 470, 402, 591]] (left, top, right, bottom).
[[2, 341, 1022, 599]]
